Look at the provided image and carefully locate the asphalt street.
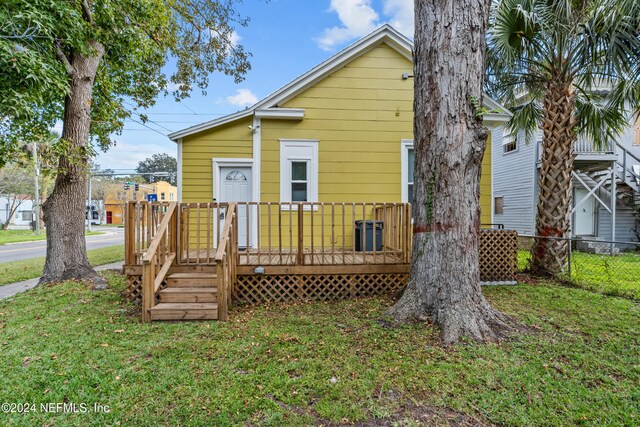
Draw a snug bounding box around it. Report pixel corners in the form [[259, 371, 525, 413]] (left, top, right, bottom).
[[0, 226, 125, 264]]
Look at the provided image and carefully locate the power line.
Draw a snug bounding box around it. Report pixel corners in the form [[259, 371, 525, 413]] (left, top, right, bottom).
[[125, 117, 169, 137]]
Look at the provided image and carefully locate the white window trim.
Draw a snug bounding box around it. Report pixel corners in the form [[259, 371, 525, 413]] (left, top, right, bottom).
[[280, 139, 319, 210], [502, 130, 518, 154], [401, 139, 414, 203]]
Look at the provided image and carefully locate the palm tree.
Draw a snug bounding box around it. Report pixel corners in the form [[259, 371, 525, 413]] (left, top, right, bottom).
[[486, 0, 640, 275]]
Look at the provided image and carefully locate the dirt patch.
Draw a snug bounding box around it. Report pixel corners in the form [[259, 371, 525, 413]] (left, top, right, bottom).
[[262, 395, 492, 426]]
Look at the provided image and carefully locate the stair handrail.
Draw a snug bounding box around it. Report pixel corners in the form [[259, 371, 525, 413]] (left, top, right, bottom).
[[141, 202, 178, 323], [615, 142, 640, 185], [215, 203, 237, 321]]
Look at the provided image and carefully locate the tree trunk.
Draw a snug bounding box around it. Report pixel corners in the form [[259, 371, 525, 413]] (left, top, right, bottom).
[[387, 0, 516, 344], [41, 41, 106, 287], [531, 80, 576, 275], [3, 197, 17, 229]]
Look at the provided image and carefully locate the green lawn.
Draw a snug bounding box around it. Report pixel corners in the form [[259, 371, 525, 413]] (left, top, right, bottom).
[[0, 229, 103, 245], [1, 276, 638, 426], [0, 245, 123, 285], [518, 250, 640, 300]]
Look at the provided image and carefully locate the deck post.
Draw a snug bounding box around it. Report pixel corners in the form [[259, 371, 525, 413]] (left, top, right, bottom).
[[125, 201, 136, 265], [297, 204, 304, 265], [142, 260, 153, 323]]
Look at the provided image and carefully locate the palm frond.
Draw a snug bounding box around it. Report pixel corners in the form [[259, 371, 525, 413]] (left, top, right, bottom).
[[574, 90, 628, 150], [505, 97, 543, 144]]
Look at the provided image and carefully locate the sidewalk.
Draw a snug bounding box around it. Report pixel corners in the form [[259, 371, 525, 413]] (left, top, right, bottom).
[[0, 262, 123, 300]]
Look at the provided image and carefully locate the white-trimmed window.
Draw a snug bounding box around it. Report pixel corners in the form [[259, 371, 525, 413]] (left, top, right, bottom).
[[160, 192, 166, 201], [401, 140, 414, 204], [280, 139, 319, 205], [502, 130, 517, 154]]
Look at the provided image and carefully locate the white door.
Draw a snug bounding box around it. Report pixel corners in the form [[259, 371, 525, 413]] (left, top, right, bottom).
[[574, 188, 595, 236], [219, 167, 252, 247]]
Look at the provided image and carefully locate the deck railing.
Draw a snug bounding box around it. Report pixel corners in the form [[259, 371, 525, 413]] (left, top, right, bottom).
[[126, 201, 413, 268], [125, 201, 174, 265], [177, 202, 227, 265], [139, 202, 178, 323], [215, 203, 237, 321], [235, 202, 412, 266]]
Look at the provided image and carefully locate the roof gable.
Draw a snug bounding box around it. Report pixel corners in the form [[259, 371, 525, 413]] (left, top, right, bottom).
[[169, 25, 509, 141]]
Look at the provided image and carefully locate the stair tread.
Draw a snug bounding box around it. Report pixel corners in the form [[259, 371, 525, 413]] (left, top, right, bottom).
[[160, 287, 216, 293], [151, 302, 218, 310], [167, 273, 216, 279]]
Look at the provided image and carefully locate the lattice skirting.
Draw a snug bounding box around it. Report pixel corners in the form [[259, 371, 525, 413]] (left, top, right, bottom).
[[124, 275, 167, 304], [233, 273, 408, 305], [479, 229, 518, 281]]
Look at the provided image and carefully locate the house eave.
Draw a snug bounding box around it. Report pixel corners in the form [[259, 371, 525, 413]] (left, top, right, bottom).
[[168, 109, 253, 141], [255, 108, 305, 120]]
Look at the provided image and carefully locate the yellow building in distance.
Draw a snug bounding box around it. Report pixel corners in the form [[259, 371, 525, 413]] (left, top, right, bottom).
[[104, 180, 176, 225]]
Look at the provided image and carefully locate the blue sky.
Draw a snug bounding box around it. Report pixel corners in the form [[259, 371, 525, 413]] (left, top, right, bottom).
[[91, 0, 413, 171]]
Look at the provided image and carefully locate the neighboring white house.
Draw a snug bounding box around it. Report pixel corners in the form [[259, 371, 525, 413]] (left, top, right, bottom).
[[0, 196, 34, 228], [492, 110, 640, 243]]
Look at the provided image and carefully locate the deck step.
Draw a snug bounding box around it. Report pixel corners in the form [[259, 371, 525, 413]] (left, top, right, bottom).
[[149, 303, 218, 321], [158, 287, 217, 303], [166, 273, 216, 287]]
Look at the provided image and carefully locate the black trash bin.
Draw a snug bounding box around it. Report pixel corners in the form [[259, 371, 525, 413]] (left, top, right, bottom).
[[354, 220, 384, 251]]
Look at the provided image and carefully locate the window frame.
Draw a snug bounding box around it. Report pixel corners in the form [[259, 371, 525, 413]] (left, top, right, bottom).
[[290, 160, 309, 202], [494, 196, 504, 215], [401, 139, 414, 203], [280, 139, 319, 210], [502, 130, 518, 154]]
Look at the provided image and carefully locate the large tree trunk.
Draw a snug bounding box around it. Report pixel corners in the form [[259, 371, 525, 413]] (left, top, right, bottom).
[[531, 80, 576, 275], [387, 0, 516, 343], [41, 42, 105, 286]]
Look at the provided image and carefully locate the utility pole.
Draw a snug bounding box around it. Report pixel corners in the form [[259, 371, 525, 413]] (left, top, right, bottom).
[[87, 173, 93, 232], [32, 141, 40, 235]]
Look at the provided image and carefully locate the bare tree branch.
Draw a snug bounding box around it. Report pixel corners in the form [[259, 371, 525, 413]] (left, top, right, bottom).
[[55, 42, 74, 75], [81, 0, 94, 24]]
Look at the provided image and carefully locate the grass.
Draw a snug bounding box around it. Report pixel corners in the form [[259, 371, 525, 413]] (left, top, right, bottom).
[[518, 250, 640, 300], [0, 245, 123, 285], [1, 276, 638, 426], [0, 229, 103, 245]]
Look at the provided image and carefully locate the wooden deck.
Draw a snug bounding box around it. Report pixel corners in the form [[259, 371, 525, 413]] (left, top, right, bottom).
[[124, 201, 412, 322], [180, 248, 405, 266], [124, 201, 519, 321]]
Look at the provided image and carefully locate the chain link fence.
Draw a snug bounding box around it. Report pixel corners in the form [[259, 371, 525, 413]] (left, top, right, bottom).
[[518, 236, 640, 300]]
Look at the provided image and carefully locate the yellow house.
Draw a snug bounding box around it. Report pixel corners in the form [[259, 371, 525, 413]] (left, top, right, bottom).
[[104, 180, 177, 224], [168, 25, 510, 246]]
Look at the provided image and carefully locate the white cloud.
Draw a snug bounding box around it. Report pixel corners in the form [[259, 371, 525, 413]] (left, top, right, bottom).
[[94, 140, 175, 170], [316, 0, 380, 51], [383, 0, 414, 36], [229, 30, 242, 47], [316, 0, 413, 51], [226, 89, 258, 107]]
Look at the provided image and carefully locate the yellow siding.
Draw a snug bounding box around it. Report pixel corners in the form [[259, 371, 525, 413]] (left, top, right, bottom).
[[181, 117, 253, 202], [261, 43, 413, 203], [180, 42, 494, 244]]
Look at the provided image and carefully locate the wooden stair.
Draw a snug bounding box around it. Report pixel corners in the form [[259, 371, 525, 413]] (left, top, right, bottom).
[[150, 273, 218, 321]]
